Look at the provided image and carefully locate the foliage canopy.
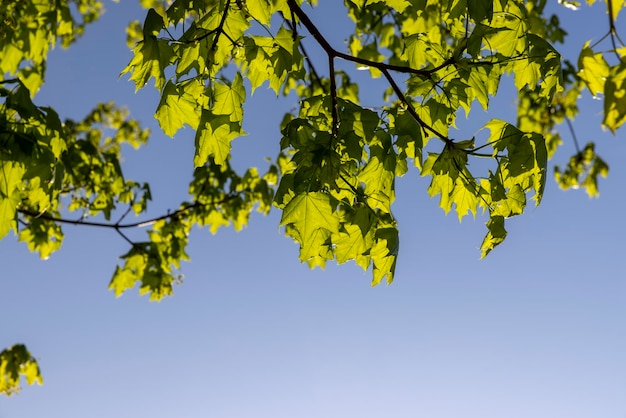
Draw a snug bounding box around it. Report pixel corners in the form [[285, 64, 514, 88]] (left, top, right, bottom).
[[1, 0, 624, 394]]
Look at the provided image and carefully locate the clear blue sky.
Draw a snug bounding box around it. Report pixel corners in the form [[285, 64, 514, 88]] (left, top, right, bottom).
[[1, 2, 625, 417]]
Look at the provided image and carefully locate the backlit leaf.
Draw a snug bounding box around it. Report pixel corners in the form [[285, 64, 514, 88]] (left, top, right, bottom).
[[480, 215, 507, 258], [280, 192, 340, 264], [194, 111, 244, 167], [603, 62, 626, 133], [0, 345, 42, 396], [578, 43, 609, 97], [212, 73, 246, 123], [155, 80, 203, 136]]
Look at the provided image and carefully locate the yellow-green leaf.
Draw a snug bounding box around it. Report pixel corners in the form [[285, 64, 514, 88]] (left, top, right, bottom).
[[155, 80, 203, 136], [194, 112, 244, 167], [212, 73, 246, 123], [603, 62, 626, 133], [0, 345, 43, 396], [578, 43, 609, 97]]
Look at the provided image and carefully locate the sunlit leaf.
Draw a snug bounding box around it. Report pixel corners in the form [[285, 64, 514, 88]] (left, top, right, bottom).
[[603, 62, 626, 132], [578, 43, 609, 97], [0, 345, 42, 396], [155, 80, 203, 136], [194, 111, 244, 167]]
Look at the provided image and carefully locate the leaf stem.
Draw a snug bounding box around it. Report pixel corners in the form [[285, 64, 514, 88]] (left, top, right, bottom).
[[564, 116, 581, 154]]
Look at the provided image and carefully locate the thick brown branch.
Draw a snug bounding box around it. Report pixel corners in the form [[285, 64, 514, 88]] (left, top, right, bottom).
[[286, 0, 451, 144], [287, 0, 334, 54], [286, 0, 432, 78]]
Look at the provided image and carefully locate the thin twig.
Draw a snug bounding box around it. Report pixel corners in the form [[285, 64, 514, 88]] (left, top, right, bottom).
[[381, 67, 451, 144], [115, 205, 134, 226], [564, 116, 581, 154], [209, 0, 231, 61]]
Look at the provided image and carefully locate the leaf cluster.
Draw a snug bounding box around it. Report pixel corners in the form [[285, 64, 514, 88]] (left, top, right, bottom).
[[0, 345, 42, 396], [1, 0, 625, 395]]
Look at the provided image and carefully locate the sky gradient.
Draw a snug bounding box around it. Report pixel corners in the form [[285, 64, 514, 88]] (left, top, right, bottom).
[[1, 2, 625, 417]]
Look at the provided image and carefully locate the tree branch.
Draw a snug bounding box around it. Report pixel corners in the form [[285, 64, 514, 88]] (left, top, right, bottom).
[[328, 55, 339, 137], [17, 194, 238, 231], [286, 0, 453, 144], [380, 68, 451, 144], [564, 116, 581, 154], [286, 0, 432, 78], [209, 0, 231, 61]]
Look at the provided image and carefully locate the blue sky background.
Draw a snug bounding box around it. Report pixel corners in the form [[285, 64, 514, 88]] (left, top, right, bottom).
[[1, 1, 626, 417]]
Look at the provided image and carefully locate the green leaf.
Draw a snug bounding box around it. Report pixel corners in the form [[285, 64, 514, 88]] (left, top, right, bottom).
[[247, 0, 272, 25], [468, 0, 494, 22], [280, 192, 339, 241], [367, 0, 410, 12], [449, 176, 480, 221], [270, 27, 303, 93], [110, 248, 148, 297], [0, 161, 26, 198], [110, 217, 189, 300], [194, 111, 244, 167], [513, 52, 542, 92], [242, 36, 273, 92], [18, 217, 64, 260], [485, 10, 526, 56], [212, 73, 246, 123], [578, 43, 609, 97], [155, 80, 203, 136], [488, 181, 526, 218], [0, 161, 25, 239], [480, 215, 507, 258], [554, 142, 609, 197], [422, 144, 480, 221], [486, 119, 547, 204], [0, 344, 43, 396], [333, 206, 375, 269], [280, 192, 340, 264], [404, 30, 447, 69], [529, 34, 563, 100], [358, 143, 397, 213], [143, 8, 166, 37], [370, 226, 398, 286], [121, 10, 174, 91], [393, 109, 424, 169], [603, 62, 626, 133], [0, 193, 20, 239]]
